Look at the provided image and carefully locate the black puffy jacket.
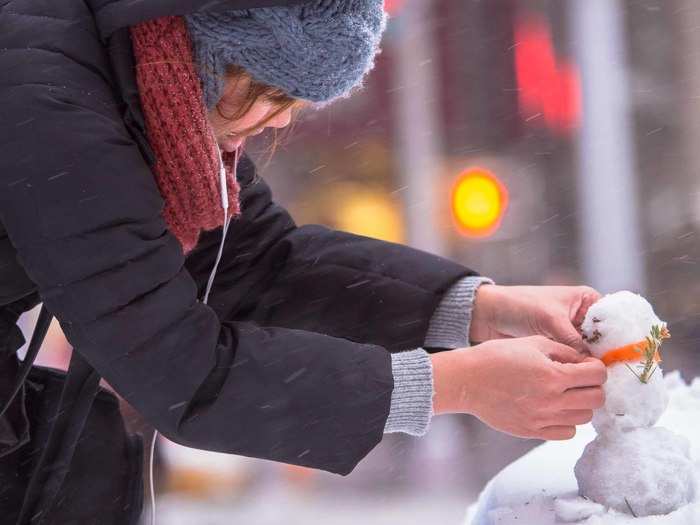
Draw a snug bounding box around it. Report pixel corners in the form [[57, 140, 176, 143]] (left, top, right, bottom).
[[0, 0, 476, 476]]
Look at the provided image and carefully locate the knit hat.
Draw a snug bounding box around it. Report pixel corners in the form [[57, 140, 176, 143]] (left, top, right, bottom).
[[185, 0, 387, 109]]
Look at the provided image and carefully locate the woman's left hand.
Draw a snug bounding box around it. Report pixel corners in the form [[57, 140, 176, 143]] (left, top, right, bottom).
[[469, 285, 602, 351]]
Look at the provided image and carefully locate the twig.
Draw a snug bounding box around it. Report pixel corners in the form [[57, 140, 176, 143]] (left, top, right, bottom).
[[646, 364, 659, 382], [624, 362, 641, 381], [626, 324, 670, 384]]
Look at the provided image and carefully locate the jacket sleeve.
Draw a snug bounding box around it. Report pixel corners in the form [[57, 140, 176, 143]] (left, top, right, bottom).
[[185, 154, 479, 354], [0, 45, 392, 475]]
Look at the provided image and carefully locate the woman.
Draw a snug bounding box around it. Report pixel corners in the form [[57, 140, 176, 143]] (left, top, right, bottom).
[[0, 0, 606, 520]]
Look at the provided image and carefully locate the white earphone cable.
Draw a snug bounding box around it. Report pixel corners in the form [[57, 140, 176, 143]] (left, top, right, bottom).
[[149, 428, 157, 525], [149, 144, 238, 525]]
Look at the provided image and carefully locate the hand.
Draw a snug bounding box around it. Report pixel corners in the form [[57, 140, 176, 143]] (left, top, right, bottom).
[[470, 285, 601, 351], [431, 336, 607, 440]]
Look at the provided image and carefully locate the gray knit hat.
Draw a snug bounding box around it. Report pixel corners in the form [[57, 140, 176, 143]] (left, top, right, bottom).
[[185, 0, 387, 109]]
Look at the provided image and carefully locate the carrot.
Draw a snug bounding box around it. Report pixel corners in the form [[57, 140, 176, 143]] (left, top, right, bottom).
[[600, 340, 662, 367]]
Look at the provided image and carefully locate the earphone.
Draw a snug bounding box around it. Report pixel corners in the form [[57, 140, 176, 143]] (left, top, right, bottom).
[[149, 141, 238, 525], [203, 142, 235, 304]]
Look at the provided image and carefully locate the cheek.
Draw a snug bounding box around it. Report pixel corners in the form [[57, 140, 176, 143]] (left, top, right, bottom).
[[207, 110, 225, 136], [235, 101, 273, 129], [206, 100, 274, 136]]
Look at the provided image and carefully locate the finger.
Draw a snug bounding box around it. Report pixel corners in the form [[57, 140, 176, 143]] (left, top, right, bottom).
[[541, 340, 586, 364], [555, 358, 607, 388], [540, 409, 593, 428], [537, 425, 576, 440], [558, 386, 605, 410], [572, 287, 602, 328]]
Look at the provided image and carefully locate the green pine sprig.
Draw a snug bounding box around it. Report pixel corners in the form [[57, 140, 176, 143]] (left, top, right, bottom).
[[624, 324, 670, 384]]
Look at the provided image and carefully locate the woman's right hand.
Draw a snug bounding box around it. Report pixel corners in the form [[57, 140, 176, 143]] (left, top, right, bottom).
[[431, 336, 607, 440]]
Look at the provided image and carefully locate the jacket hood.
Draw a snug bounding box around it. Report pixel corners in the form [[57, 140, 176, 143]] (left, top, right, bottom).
[[88, 0, 309, 40]]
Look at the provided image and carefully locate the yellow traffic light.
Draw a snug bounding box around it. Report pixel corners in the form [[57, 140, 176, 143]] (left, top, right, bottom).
[[451, 168, 508, 238]]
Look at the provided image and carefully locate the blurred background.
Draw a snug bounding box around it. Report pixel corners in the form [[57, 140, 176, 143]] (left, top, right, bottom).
[[17, 0, 700, 523]]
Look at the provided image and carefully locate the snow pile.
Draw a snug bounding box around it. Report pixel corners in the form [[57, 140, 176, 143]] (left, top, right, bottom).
[[464, 371, 700, 525], [575, 427, 695, 517], [554, 497, 605, 522]]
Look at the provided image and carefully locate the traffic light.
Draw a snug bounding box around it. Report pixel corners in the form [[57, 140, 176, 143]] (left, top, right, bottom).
[[451, 167, 508, 238], [514, 13, 581, 134]]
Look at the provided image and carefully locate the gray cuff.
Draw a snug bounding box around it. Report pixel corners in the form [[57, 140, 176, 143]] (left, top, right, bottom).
[[384, 348, 434, 437], [424, 276, 494, 349]]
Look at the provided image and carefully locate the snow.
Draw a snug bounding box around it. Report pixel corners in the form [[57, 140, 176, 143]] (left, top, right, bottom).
[[590, 363, 668, 434], [554, 497, 606, 522], [465, 370, 700, 524], [580, 291, 663, 359], [574, 427, 695, 516]]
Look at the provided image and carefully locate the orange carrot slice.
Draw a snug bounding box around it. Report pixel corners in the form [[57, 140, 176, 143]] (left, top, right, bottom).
[[600, 340, 662, 367]]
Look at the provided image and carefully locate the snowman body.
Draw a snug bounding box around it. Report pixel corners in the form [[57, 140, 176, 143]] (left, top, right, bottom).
[[574, 291, 695, 517], [590, 363, 667, 434]]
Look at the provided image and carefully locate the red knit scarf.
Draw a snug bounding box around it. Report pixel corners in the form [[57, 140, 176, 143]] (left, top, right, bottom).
[[130, 16, 241, 254]]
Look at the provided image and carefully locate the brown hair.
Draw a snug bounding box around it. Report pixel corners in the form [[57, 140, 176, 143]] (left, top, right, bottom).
[[215, 65, 303, 133]]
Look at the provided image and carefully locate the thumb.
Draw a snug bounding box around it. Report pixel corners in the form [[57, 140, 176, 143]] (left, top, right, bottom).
[[547, 319, 585, 352], [540, 340, 586, 364]]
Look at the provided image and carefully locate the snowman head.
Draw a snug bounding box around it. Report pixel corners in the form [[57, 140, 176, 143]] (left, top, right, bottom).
[[581, 291, 665, 360]]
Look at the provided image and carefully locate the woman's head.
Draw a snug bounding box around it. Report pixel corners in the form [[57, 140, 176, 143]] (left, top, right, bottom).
[[130, 1, 387, 251], [186, 0, 387, 110], [208, 65, 304, 152]]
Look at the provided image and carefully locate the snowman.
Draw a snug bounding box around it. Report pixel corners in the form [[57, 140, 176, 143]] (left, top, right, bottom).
[[574, 291, 696, 517]]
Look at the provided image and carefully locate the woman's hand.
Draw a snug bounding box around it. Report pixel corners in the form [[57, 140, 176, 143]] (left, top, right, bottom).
[[431, 336, 606, 440], [470, 285, 601, 351]]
